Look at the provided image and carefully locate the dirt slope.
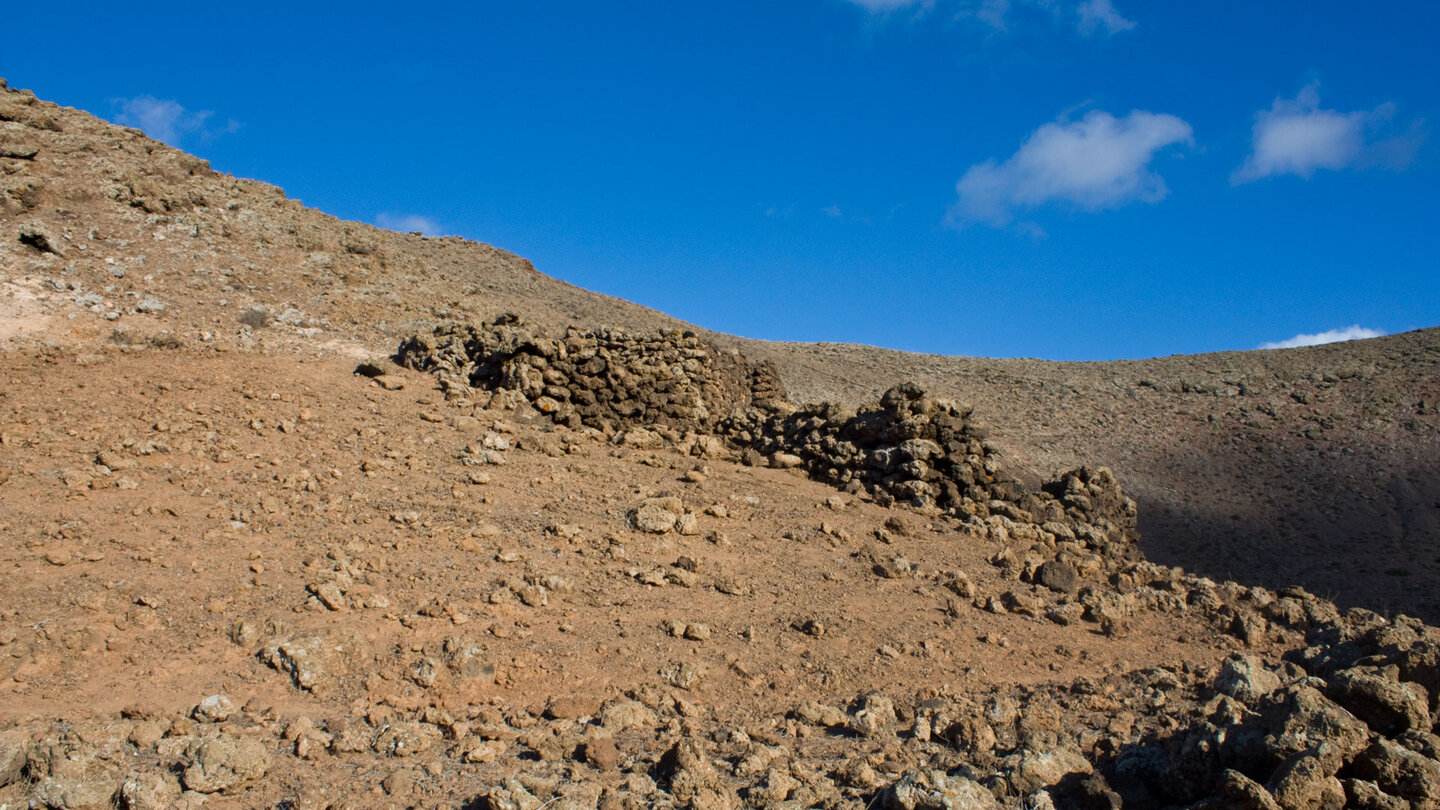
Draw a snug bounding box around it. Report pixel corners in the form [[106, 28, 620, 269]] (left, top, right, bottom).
[[4, 76, 1438, 620], [2, 78, 1440, 809], [5, 77, 1436, 623]]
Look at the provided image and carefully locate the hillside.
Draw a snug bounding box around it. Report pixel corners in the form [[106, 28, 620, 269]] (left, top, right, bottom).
[[6, 78, 1437, 624], [739, 334, 1440, 624], [3, 78, 1440, 809]]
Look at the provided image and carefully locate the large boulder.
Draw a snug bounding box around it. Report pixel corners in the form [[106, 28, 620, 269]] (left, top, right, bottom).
[[1351, 738, 1440, 808], [1263, 686, 1371, 763], [27, 724, 128, 810], [885, 770, 999, 810], [1328, 667, 1431, 735], [182, 735, 271, 794], [1216, 654, 1283, 704]]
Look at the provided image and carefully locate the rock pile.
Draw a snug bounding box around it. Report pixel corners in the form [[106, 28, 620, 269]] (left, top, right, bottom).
[[4, 709, 273, 809], [399, 317, 1140, 562], [1113, 608, 1440, 809], [724, 381, 1139, 560]]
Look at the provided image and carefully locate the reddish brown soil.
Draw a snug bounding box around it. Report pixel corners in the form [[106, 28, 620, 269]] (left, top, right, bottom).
[[1, 77, 1437, 809]]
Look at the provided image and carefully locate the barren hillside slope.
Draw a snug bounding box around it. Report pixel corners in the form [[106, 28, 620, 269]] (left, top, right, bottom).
[[4, 78, 1435, 621], [3, 79, 1440, 810], [738, 334, 1440, 623]]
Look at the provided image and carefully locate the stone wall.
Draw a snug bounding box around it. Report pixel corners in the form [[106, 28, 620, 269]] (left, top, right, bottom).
[[398, 316, 1139, 561], [397, 314, 786, 432]]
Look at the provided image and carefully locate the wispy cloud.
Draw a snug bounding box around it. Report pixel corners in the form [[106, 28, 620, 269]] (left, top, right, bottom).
[[1076, 0, 1136, 36], [760, 203, 795, 219], [112, 95, 240, 146], [838, 0, 1137, 36], [950, 109, 1192, 227], [1258, 325, 1386, 350], [1232, 84, 1420, 183], [842, 0, 931, 10], [375, 213, 444, 236], [819, 204, 875, 225], [976, 0, 1009, 28]]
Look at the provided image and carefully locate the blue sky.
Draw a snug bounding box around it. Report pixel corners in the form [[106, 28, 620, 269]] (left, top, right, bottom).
[[5, 1, 1436, 359]]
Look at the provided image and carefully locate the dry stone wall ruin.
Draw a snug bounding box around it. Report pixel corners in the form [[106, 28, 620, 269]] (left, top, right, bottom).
[[397, 314, 786, 433], [398, 315, 1140, 565]]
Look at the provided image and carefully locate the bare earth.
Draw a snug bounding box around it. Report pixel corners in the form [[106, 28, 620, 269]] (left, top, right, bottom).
[[2, 79, 1439, 809]]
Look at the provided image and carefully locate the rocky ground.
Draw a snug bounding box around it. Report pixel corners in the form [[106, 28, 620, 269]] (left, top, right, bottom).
[[2, 78, 1439, 808], [737, 331, 1440, 625], [3, 75, 1438, 618]]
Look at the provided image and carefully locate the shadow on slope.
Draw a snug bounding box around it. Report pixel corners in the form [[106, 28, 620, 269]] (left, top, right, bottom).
[[1133, 449, 1440, 625]]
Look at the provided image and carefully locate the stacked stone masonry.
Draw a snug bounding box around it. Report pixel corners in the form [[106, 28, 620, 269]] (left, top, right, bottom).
[[397, 314, 786, 433], [398, 315, 1140, 563]]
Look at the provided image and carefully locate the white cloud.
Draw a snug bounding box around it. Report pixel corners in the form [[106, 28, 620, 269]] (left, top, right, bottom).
[[1076, 0, 1136, 35], [1258, 325, 1386, 350], [951, 109, 1192, 226], [375, 213, 444, 236], [1232, 85, 1406, 183], [112, 95, 239, 146], [821, 204, 844, 218]]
